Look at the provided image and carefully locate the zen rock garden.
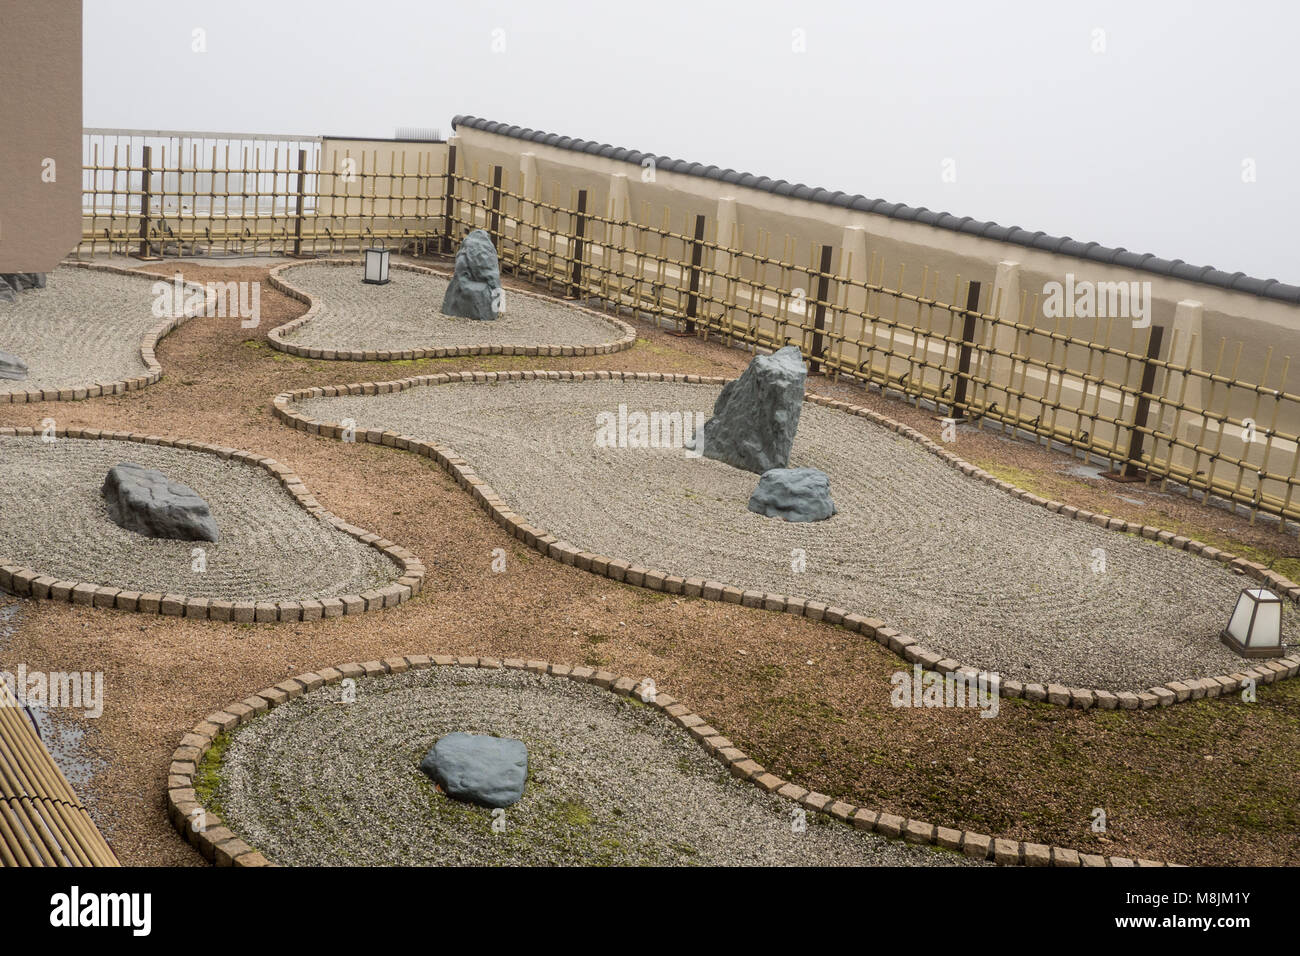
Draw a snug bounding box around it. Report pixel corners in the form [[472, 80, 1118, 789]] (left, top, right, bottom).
[[696, 344, 837, 522]]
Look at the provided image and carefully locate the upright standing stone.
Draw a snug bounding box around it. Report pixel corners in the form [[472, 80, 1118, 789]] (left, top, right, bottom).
[[421, 732, 528, 808], [102, 462, 220, 542], [440, 229, 503, 321], [698, 345, 807, 474]]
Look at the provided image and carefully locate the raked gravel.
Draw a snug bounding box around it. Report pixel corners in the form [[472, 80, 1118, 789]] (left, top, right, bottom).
[[298, 380, 1294, 691], [278, 263, 629, 352], [0, 267, 166, 394], [0, 437, 398, 601], [214, 666, 976, 866]]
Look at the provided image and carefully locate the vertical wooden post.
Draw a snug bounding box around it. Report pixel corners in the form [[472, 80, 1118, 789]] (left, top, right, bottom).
[[950, 280, 984, 417], [569, 189, 588, 298], [442, 143, 458, 255], [1115, 324, 1166, 480], [809, 243, 834, 374], [136, 145, 153, 258], [684, 213, 707, 334], [488, 164, 503, 250], [292, 148, 306, 256]]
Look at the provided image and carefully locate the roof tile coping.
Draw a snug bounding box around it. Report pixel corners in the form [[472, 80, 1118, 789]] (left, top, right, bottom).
[[264, 258, 637, 361], [1, 261, 216, 405], [273, 368, 1300, 707], [449, 115, 1300, 306], [169, 657, 1156, 867], [0, 428, 424, 617]]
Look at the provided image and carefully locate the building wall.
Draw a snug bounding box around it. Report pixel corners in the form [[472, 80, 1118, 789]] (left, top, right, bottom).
[[0, 0, 83, 271]]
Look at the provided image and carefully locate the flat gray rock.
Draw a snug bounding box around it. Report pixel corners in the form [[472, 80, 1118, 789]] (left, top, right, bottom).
[[420, 731, 527, 808], [440, 229, 502, 321], [101, 461, 219, 542], [0, 351, 28, 381], [748, 467, 837, 522], [698, 345, 806, 474]]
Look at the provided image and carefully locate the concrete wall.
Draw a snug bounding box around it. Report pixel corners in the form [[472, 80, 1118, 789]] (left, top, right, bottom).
[[451, 121, 1300, 509]]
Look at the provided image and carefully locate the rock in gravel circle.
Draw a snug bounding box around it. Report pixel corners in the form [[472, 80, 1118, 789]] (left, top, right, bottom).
[[420, 731, 528, 808], [748, 466, 837, 522], [440, 229, 502, 321], [699, 345, 806, 474], [0, 351, 27, 381], [101, 461, 219, 543]]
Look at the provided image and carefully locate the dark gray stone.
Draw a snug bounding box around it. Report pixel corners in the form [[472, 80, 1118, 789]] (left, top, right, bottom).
[[0, 277, 16, 303], [0, 351, 27, 381], [747, 467, 837, 522], [101, 462, 219, 542], [2, 273, 44, 291], [440, 229, 502, 321], [420, 731, 527, 808], [698, 345, 806, 474]]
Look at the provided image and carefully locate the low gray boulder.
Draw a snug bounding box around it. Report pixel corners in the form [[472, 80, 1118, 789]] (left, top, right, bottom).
[[2, 273, 44, 291], [747, 467, 837, 522], [698, 345, 806, 474], [440, 229, 502, 321], [421, 731, 527, 808], [101, 462, 219, 542], [0, 351, 27, 381], [0, 277, 16, 303]]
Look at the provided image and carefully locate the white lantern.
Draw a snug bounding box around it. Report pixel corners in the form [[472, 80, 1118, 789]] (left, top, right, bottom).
[[1221, 588, 1283, 658], [363, 244, 390, 285]]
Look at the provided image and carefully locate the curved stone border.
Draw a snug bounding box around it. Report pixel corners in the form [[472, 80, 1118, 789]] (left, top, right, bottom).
[[0, 427, 424, 620], [272, 369, 1300, 706], [168, 656, 1173, 867], [1, 261, 213, 404], [265, 258, 637, 360]]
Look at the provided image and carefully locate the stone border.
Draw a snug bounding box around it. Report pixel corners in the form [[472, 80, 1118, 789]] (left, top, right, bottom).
[[1, 261, 214, 404], [272, 370, 1300, 706], [168, 656, 1173, 867], [0, 428, 424, 621], [265, 258, 638, 361]]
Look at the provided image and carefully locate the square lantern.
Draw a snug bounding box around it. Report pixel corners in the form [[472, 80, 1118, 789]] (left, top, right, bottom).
[[1221, 588, 1284, 658], [363, 244, 390, 285]]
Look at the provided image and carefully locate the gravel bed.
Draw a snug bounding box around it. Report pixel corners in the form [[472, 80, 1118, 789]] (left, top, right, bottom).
[[0, 267, 165, 393], [214, 666, 974, 866], [297, 380, 1294, 691], [0, 437, 398, 601], [278, 263, 629, 352]]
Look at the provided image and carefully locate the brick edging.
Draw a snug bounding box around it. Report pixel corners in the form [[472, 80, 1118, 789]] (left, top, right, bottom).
[[264, 258, 638, 361], [271, 369, 1300, 707], [2, 261, 214, 405], [0, 428, 425, 621], [168, 656, 1168, 867]]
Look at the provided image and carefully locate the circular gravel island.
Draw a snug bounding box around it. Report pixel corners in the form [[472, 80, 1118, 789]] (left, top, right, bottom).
[[0, 436, 399, 603], [269, 261, 634, 358], [293, 378, 1296, 691], [0, 264, 194, 399], [210, 665, 974, 866]]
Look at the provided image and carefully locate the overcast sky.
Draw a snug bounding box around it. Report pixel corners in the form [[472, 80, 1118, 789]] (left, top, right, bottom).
[[83, 0, 1299, 283]]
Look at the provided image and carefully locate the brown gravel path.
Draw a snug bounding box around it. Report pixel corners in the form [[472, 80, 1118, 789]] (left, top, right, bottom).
[[1, 255, 1297, 867]]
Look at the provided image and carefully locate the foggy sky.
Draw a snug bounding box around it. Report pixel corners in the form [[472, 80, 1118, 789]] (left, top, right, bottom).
[[82, 0, 1300, 283]]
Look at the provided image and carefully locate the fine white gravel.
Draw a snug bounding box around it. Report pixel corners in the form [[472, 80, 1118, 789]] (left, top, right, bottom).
[[297, 379, 1295, 691], [277, 263, 630, 352], [214, 666, 978, 867], [0, 437, 398, 601], [0, 267, 166, 394]]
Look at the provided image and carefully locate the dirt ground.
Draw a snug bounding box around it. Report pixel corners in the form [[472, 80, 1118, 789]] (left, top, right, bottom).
[[2, 256, 1297, 867]]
